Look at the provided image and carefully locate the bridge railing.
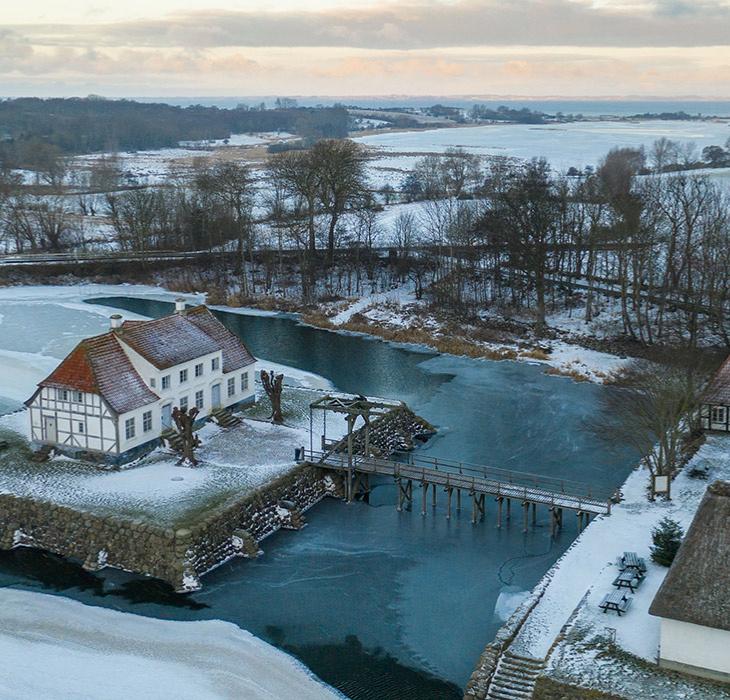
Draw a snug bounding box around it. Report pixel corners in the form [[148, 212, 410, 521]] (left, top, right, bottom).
[[300, 449, 612, 508]]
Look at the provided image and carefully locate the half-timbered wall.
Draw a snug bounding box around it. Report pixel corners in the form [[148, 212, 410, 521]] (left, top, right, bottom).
[[700, 403, 730, 432], [28, 387, 118, 453]]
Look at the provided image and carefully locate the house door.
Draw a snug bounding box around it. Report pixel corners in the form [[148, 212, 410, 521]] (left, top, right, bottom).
[[161, 404, 172, 430], [44, 416, 57, 443], [211, 384, 221, 408]]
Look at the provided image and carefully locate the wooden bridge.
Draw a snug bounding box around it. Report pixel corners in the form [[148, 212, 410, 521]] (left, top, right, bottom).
[[299, 449, 613, 534]]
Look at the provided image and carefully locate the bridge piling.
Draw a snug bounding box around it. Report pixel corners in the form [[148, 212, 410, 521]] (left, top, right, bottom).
[[496, 496, 503, 529], [421, 482, 428, 516], [446, 487, 453, 519]]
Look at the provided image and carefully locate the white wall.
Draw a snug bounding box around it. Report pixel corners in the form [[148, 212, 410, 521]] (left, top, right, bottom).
[[660, 618, 730, 679], [221, 365, 256, 410], [28, 387, 118, 453]]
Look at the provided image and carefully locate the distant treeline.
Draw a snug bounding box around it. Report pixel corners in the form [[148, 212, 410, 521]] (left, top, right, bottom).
[[469, 105, 547, 124], [0, 97, 349, 168]]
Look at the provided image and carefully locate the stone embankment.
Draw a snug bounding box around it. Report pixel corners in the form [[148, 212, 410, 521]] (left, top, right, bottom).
[[0, 464, 338, 592], [0, 404, 433, 592]]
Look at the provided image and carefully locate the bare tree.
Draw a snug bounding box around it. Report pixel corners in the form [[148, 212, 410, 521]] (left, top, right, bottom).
[[261, 370, 284, 424], [172, 406, 201, 466], [599, 358, 706, 498]]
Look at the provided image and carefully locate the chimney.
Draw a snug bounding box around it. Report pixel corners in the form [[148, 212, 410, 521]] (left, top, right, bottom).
[[175, 298, 186, 314], [110, 314, 123, 330]]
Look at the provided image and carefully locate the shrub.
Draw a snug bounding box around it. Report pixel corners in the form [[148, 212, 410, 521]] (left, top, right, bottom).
[[650, 516, 684, 567]]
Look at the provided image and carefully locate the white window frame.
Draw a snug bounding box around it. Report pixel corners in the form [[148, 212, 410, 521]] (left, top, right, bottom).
[[195, 363, 204, 378], [161, 375, 171, 390], [212, 357, 220, 372], [75, 391, 83, 403], [241, 373, 249, 392], [195, 390, 204, 409], [78, 422, 85, 433], [125, 417, 135, 440], [711, 406, 727, 424], [227, 377, 235, 397], [150, 377, 156, 388], [142, 410, 153, 433], [179, 368, 188, 384], [179, 396, 188, 411]]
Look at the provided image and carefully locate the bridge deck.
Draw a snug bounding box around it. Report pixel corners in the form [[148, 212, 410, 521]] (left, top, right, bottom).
[[304, 450, 611, 516]]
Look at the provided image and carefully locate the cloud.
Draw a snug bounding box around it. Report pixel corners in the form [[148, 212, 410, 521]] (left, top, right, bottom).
[[6, 0, 730, 51]]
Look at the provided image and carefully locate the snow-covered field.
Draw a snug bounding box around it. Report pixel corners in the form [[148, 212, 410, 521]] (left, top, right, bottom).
[[508, 436, 730, 698], [0, 587, 340, 700], [355, 119, 730, 173]]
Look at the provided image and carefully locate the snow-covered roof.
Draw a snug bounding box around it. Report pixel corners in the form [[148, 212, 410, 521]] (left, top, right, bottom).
[[184, 306, 256, 372], [32, 333, 160, 415], [118, 313, 221, 369], [649, 480, 730, 632], [703, 355, 730, 405], [30, 305, 255, 415]]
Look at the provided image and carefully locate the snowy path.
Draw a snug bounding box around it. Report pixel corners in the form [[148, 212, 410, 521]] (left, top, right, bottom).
[[509, 436, 730, 662], [330, 283, 415, 325], [0, 588, 341, 700]]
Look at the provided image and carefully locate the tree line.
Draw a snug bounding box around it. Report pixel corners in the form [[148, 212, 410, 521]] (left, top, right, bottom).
[[0, 98, 349, 169]]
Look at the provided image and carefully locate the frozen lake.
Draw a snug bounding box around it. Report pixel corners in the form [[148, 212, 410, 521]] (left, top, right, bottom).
[[0, 289, 638, 699], [356, 119, 730, 173]]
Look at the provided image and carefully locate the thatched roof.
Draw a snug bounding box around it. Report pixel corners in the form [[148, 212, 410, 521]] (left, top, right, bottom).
[[649, 481, 730, 631]]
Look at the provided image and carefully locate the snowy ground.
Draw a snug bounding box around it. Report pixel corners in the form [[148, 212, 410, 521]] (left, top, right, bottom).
[[0, 587, 340, 700], [328, 290, 629, 384], [508, 436, 730, 698]]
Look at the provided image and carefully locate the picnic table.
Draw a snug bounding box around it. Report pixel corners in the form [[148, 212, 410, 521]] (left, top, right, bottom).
[[613, 570, 642, 593], [620, 551, 647, 573], [599, 590, 632, 616]]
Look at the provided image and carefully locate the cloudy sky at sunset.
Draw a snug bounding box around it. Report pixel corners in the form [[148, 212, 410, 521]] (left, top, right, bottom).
[[2, 0, 729, 98]]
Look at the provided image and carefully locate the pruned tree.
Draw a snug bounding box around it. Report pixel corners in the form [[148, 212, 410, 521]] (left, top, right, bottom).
[[172, 406, 201, 466], [261, 370, 284, 424]]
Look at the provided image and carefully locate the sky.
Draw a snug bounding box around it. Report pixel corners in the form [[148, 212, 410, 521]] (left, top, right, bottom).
[[1, 0, 730, 98]]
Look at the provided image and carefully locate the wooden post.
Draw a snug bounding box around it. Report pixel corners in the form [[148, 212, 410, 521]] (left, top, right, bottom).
[[421, 482, 428, 516], [456, 489, 462, 511], [523, 501, 529, 533], [446, 487, 452, 519], [531, 502, 537, 526], [471, 492, 477, 524], [397, 479, 403, 512], [496, 497, 503, 529], [506, 498, 512, 522], [432, 483, 437, 509]]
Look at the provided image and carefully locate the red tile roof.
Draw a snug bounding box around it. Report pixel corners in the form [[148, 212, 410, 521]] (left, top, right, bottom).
[[703, 355, 730, 404], [31, 305, 256, 416], [38, 333, 159, 415], [185, 306, 255, 372]]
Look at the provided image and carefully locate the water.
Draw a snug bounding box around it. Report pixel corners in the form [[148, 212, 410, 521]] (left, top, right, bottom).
[[355, 119, 730, 172], [0, 297, 637, 699]]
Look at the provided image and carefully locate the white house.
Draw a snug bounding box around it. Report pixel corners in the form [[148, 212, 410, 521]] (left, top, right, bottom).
[[25, 300, 256, 463], [649, 480, 730, 683]]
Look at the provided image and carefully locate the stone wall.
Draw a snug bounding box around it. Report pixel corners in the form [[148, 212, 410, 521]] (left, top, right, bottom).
[[0, 464, 339, 593], [0, 493, 186, 587]]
